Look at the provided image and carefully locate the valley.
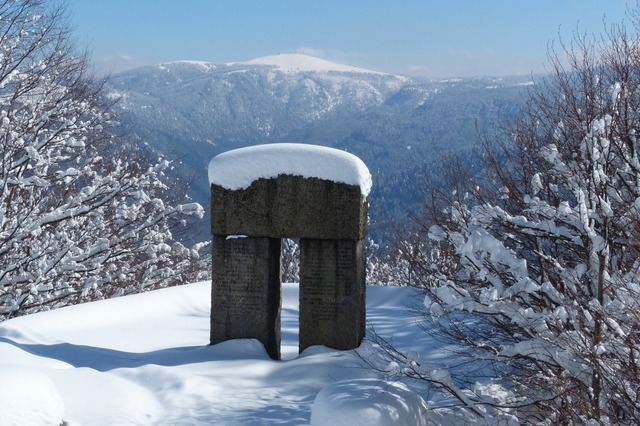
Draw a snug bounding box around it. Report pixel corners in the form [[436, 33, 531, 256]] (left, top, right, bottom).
[[107, 54, 531, 242]]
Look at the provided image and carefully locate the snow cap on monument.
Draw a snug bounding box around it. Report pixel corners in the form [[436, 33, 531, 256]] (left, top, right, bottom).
[[208, 143, 372, 197], [209, 143, 371, 240]]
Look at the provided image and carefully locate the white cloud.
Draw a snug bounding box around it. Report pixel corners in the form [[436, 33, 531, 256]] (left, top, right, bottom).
[[291, 46, 547, 79], [403, 47, 548, 79]]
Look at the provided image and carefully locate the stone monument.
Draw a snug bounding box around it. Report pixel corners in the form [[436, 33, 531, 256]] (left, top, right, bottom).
[[209, 143, 371, 360]]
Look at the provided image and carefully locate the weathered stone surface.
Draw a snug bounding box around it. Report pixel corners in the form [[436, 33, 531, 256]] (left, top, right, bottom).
[[211, 175, 368, 241], [299, 238, 366, 352], [210, 148, 370, 360], [210, 236, 282, 360]]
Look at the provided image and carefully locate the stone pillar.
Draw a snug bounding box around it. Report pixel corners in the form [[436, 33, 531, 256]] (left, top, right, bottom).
[[210, 235, 282, 360], [299, 238, 366, 353]]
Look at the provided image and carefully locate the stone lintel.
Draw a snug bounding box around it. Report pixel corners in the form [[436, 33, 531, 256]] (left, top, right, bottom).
[[210, 236, 282, 360], [211, 175, 368, 241], [299, 238, 366, 353]]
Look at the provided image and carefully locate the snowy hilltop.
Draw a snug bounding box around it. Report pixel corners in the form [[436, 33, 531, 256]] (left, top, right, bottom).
[[240, 53, 391, 75]]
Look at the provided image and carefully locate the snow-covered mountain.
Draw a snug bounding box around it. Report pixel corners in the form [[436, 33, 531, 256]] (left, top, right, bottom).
[[106, 54, 530, 240], [239, 53, 391, 75]]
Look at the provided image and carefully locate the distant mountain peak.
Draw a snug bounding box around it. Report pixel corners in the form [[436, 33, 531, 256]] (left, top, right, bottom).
[[238, 53, 386, 75]]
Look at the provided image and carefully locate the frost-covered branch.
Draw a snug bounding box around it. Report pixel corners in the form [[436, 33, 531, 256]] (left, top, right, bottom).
[[0, 1, 210, 319], [382, 9, 640, 423]]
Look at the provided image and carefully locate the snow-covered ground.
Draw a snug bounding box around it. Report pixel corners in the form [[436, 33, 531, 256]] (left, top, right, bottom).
[[0, 282, 452, 425]]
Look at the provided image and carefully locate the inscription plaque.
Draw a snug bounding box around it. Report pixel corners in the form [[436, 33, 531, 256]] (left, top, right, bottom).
[[299, 238, 366, 352], [210, 236, 281, 360]]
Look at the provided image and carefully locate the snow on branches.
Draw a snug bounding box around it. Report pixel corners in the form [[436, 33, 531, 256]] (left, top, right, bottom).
[[398, 17, 640, 424], [0, 1, 207, 319]]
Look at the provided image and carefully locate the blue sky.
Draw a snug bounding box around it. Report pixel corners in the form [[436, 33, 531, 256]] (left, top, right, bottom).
[[69, 0, 630, 78]]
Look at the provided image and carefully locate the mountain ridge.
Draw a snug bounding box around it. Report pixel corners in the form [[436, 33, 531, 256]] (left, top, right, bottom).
[[151, 53, 400, 77], [107, 58, 530, 241]]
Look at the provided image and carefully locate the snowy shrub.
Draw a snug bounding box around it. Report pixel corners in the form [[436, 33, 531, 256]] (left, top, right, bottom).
[[380, 12, 640, 425], [0, 0, 207, 319], [366, 236, 429, 286]]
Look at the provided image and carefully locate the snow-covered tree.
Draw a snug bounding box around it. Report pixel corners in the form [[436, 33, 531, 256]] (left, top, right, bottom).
[[281, 238, 300, 283], [383, 16, 640, 425], [0, 0, 207, 319], [366, 236, 433, 286]]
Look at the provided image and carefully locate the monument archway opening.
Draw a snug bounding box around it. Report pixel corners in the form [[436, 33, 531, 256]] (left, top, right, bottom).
[[208, 144, 371, 360]]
